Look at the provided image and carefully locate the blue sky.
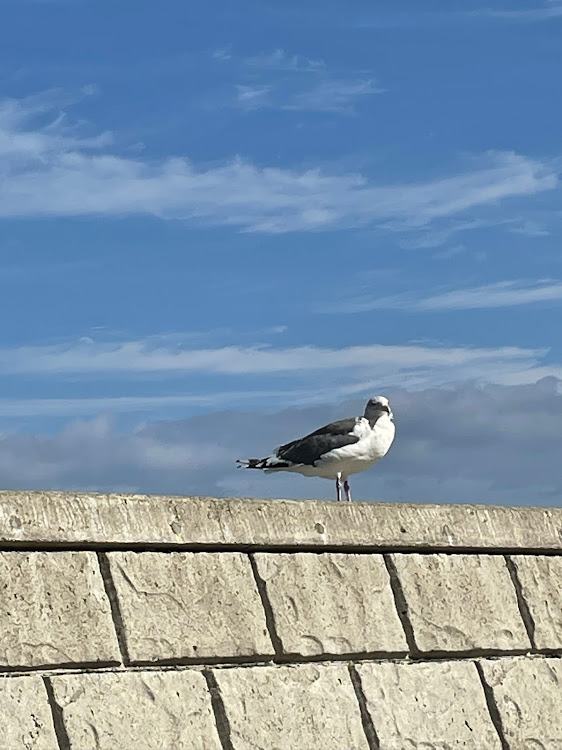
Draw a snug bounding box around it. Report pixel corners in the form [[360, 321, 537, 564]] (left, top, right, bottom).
[[1, 0, 562, 504]]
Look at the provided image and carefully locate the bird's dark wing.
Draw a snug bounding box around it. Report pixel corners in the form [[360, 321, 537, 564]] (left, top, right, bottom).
[[306, 418, 358, 438], [277, 418, 360, 466]]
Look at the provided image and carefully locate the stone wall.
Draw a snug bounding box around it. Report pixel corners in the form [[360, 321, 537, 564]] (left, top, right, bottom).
[[1, 490, 562, 749]]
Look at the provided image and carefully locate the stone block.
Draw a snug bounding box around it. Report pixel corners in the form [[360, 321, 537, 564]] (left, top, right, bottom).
[[213, 663, 369, 750], [3, 490, 562, 552], [510, 555, 562, 649], [391, 553, 530, 653], [0, 675, 58, 749], [0, 552, 120, 668], [107, 551, 273, 662], [253, 552, 407, 656], [480, 656, 562, 749], [356, 660, 502, 749], [49, 669, 222, 750]]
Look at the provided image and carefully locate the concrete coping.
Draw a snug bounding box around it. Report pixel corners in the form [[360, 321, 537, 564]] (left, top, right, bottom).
[[0, 490, 561, 552]]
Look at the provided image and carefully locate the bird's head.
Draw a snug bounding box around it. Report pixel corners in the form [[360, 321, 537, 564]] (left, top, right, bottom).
[[364, 395, 393, 422]]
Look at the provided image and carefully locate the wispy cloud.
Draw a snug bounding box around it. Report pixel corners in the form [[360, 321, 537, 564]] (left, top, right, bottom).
[[224, 48, 383, 114], [508, 219, 550, 237], [0, 392, 303, 418], [331, 279, 562, 314], [283, 78, 383, 114], [233, 74, 382, 114], [0, 0, 80, 3], [212, 47, 232, 61], [468, 2, 562, 22], [243, 49, 324, 73], [356, 3, 562, 27], [0, 333, 559, 407], [235, 85, 272, 110], [0, 92, 557, 233], [396, 221, 486, 249], [0, 335, 543, 377]]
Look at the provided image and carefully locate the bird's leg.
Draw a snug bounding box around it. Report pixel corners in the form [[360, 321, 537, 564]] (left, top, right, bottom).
[[335, 473, 342, 502], [344, 479, 352, 503]]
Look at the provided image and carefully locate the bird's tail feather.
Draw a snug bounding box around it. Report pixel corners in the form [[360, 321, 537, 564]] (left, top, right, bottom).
[[236, 456, 290, 470]]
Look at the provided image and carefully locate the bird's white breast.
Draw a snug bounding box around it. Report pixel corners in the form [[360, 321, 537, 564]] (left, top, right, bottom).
[[362, 414, 396, 458], [312, 414, 395, 479]]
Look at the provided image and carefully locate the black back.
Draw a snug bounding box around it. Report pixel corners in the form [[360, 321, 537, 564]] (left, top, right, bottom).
[[277, 418, 360, 466]]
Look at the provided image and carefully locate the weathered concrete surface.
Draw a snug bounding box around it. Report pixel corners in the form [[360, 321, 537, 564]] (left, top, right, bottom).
[[392, 553, 530, 653], [2, 490, 562, 551], [214, 663, 369, 750], [0, 675, 58, 750], [357, 660, 502, 749], [107, 551, 273, 663], [49, 669, 222, 750], [510, 555, 562, 650], [253, 552, 407, 656], [0, 552, 120, 668], [480, 656, 562, 749]]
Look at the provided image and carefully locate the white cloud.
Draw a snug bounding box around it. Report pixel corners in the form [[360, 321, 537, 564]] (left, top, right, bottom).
[[212, 47, 232, 61], [421, 280, 562, 310], [333, 279, 562, 314], [81, 83, 100, 97], [0, 415, 229, 487], [0, 93, 556, 233], [233, 76, 382, 114], [0, 90, 112, 158], [357, 4, 562, 27], [0, 336, 545, 377], [469, 3, 562, 22], [0, 392, 297, 418], [283, 78, 384, 114], [243, 49, 324, 73], [232, 49, 382, 114], [3, 378, 562, 504], [396, 220, 486, 249], [0, 0, 79, 3], [235, 85, 272, 109], [0, 334, 560, 416], [509, 220, 550, 237]]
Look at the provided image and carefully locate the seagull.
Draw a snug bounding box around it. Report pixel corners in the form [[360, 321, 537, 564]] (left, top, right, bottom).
[[236, 396, 395, 502]]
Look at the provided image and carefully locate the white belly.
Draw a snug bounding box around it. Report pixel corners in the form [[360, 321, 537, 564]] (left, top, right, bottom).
[[295, 417, 396, 481]]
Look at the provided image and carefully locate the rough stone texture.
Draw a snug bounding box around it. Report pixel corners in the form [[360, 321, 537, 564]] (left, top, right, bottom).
[[107, 551, 274, 662], [3, 490, 562, 551], [510, 555, 562, 649], [253, 552, 407, 656], [0, 551, 120, 668], [0, 675, 58, 750], [357, 660, 502, 749], [392, 553, 530, 653], [480, 656, 562, 749], [214, 663, 369, 750], [49, 669, 222, 750], [3, 490, 562, 747]]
